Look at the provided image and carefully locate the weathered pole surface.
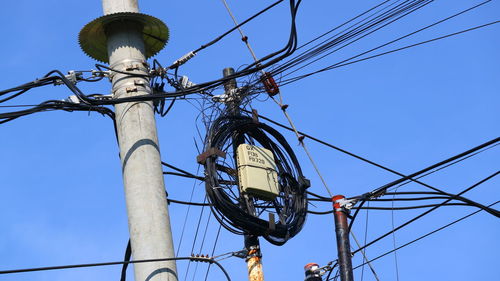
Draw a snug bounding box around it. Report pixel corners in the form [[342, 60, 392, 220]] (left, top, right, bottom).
[[332, 195, 354, 281], [245, 235, 264, 281], [103, 0, 177, 280]]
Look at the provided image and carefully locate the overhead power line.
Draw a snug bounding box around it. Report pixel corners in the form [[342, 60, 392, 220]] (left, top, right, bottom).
[[276, 0, 491, 80], [351, 200, 499, 271], [352, 171, 499, 255], [0, 256, 231, 281], [242, 108, 499, 201], [282, 20, 500, 85]]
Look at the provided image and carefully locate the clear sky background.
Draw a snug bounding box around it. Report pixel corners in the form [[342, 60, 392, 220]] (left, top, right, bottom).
[[0, 1, 498, 281]]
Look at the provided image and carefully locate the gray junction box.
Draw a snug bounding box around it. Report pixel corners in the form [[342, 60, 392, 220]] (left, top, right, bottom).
[[236, 144, 279, 201]]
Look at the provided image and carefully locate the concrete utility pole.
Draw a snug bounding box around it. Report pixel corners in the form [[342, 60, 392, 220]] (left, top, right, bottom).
[[103, 1, 177, 280], [79, 1, 177, 280], [332, 195, 354, 281]]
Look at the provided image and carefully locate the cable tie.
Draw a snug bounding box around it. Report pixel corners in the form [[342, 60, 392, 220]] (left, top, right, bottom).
[[298, 135, 305, 142], [280, 104, 289, 111], [241, 36, 248, 42]]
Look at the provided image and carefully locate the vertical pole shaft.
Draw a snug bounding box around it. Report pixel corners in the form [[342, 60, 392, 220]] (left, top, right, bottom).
[[222, 68, 264, 281], [333, 195, 354, 281], [102, 1, 177, 280], [245, 235, 264, 281]]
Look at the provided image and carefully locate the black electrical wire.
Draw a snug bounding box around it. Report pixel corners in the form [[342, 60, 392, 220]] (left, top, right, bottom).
[[0, 256, 232, 281], [120, 240, 132, 281], [95, 64, 149, 78], [162, 162, 200, 179], [344, 137, 499, 230], [168, 198, 211, 207], [203, 224, 223, 281], [281, 20, 500, 86], [203, 114, 308, 245], [307, 203, 472, 214], [351, 171, 499, 255], [242, 108, 499, 208], [295, 0, 393, 52], [190, 0, 285, 56], [272, 0, 434, 77], [309, 191, 497, 215], [351, 200, 499, 271], [347, 145, 500, 232], [0, 100, 114, 124], [366, 138, 500, 200], [277, 0, 490, 79]]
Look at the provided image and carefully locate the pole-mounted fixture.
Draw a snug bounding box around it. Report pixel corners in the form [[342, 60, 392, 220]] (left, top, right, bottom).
[[79, 12, 169, 63]]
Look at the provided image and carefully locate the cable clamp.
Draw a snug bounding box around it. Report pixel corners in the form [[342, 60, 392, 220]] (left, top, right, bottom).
[[54, 71, 83, 85], [245, 246, 262, 261], [231, 249, 248, 259], [212, 88, 241, 103], [169, 51, 196, 69], [190, 254, 212, 263], [91, 69, 111, 78], [332, 196, 355, 211], [179, 75, 196, 89]]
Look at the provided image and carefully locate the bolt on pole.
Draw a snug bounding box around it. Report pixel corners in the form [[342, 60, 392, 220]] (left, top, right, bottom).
[[332, 195, 354, 281], [100, 0, 177, 280]]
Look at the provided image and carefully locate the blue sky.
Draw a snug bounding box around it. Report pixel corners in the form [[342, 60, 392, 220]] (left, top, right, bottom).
[[0, 1, 498, 281]]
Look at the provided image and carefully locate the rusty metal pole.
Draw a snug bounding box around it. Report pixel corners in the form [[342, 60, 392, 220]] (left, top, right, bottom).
[[332, 195, 354, 281], [245, 235, 264, 281]]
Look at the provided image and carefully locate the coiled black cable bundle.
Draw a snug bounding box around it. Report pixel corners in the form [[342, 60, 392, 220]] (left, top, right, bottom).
[[203, 114, 309, 245]]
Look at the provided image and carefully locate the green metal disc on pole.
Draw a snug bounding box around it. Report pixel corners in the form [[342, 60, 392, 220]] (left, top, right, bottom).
[[79, 12, 169, 63]]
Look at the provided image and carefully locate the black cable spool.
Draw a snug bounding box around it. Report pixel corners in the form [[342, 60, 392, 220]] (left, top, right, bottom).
[[203, 114, 309, 245]]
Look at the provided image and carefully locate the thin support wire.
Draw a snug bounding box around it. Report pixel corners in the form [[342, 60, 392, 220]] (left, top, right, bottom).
[[350, 231, 381, 281]]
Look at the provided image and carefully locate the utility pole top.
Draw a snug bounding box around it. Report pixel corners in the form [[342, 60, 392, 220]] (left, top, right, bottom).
[[103, 0, 139, 14]]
